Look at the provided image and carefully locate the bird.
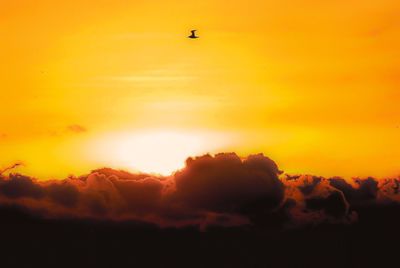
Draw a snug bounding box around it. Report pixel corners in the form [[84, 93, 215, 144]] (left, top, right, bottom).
[[188, 30, 199, 39]]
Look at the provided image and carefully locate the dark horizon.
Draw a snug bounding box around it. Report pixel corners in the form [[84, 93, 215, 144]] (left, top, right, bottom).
[[0, 153, 399, 229]]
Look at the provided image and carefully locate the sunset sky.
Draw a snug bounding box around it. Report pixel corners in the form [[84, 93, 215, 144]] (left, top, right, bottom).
[[1, 0, 399, 178]]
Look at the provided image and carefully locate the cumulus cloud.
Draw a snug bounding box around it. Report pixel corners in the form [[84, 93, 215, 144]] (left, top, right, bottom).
[[329, 177, 378, 204], [0, 153, 399, 230], [172, 153, 284, 214]]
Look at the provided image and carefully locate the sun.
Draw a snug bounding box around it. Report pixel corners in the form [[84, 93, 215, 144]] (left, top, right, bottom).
[[88, 130, 232, 175]]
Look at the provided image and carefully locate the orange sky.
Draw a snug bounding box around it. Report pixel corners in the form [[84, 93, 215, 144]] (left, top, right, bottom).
[[1, 0, 399, 178]]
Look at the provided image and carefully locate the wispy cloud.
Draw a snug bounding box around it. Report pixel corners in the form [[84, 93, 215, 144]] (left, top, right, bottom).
[[110, 75, 196, 82], [67, 124, 87, 134], [0, 162, 24, 175]]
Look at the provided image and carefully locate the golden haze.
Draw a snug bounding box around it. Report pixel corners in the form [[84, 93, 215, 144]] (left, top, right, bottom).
[[1, 0, 399, 178]]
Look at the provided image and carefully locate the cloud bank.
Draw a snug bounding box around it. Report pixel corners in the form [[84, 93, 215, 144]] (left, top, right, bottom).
[[0, 153, 399, 230]]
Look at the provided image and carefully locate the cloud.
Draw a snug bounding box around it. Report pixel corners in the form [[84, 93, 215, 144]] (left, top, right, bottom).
[[0, 153, 399, 230], [172, 153, 284, 214], [45, 182, 79, 208], [0, 174, 44, 199], [110, 75, 196, 82], [0, 162, 23, 175], [67, 124, 87, 133], [329, 177, 378, 205], [305, 190, 348, 218]]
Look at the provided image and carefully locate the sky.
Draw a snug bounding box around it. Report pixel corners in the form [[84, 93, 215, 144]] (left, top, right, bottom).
[[1, 0, 399, 178]]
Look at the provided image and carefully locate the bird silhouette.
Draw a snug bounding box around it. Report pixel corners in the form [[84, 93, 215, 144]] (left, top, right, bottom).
[[188, 30, 199, 39]]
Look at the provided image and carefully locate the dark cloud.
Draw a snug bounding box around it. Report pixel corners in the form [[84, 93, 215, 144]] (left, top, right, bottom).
[[0, 153, 399, 231], [0, 174, 45, 199], [283, 174, 322, 190], [45, 182, 80, 208], [329, 177, 378, 204], [379, 178, 400, 201], [305, 190, 348, 218], [172, 153, 284, 214]]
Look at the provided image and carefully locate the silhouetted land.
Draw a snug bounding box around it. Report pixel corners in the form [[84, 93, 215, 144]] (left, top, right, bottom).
[[0, 204, 399, 268]]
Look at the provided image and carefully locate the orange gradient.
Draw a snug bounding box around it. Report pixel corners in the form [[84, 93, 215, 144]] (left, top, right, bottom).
[[1, 0, 399, 178]]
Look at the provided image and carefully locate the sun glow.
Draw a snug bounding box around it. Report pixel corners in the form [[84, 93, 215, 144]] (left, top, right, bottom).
[[2, 1, 400, 178], [89, 130, 232, 175]]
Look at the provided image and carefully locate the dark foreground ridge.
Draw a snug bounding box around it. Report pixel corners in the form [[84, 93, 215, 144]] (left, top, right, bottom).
[[1, 205, 399, 268], [0, 153, 399, 267]]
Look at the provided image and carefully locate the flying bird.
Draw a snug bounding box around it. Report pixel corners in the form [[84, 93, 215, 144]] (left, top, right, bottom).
[[188, 30, 199, 39]]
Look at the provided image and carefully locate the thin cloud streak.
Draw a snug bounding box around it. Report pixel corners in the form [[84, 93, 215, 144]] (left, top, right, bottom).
[[110, 75, 197, 82]]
